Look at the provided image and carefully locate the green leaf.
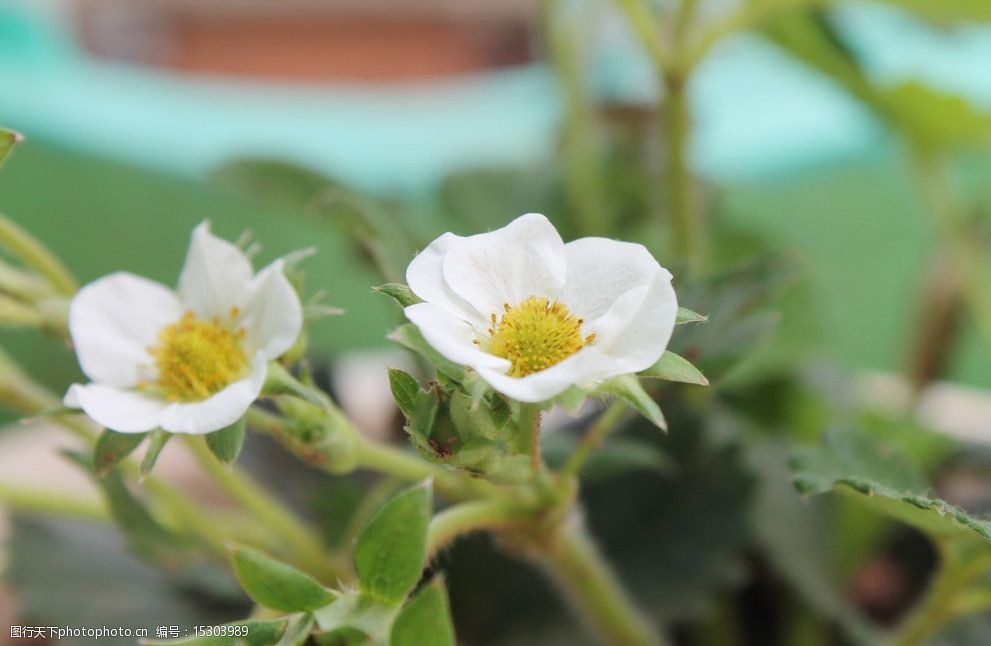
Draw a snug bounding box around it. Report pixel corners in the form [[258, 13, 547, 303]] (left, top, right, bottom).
[[389, 369, 421, 420], [140, 618, 290, 646], [391, 579, 456, 646], [388, 324, 464, 382], [676, 307, 707, 324], [354, 482, 432, 605], [374, 283, 422, 308], [205, 418, 246, 464], [599, 376, 667, 430], [140, 429, 171, 478], [580, 437, 677, 483], [231, 546, 337, 612], [94, 429, 147, 476], [640, 351, 709, 385], [0, 128, 23, 167], [792, 428, 991, 543]]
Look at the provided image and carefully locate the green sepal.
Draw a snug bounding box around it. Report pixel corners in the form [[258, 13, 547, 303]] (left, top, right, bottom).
[[598, 375, 667, 431], [139, 429, 171, 478], [640, 351, 709, 386], [354, 482, 432, 606], [388, 324, 464, 382], [373, 283, 422, 308], [205, 417, 246, 464], [0, 128, 22, 167], [391, 578, 456, 646], [94, 429, 147, 476], [231, 545, 337, 612], [388, 368, 421, 420], [676, 307, 707, 324]]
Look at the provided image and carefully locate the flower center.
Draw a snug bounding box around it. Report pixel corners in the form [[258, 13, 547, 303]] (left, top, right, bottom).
[[484, 296, 596, 378], [148, 310, 248, 401]]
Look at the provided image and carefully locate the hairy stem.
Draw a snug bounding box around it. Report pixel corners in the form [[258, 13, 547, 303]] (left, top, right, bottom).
[[561, 400, 628, 478], [183, 435, 345, 582], [537, 516, 665, 646], [0, 214, 78, 294], [888, 543, 991, 646], [426, 499, 529, 557]]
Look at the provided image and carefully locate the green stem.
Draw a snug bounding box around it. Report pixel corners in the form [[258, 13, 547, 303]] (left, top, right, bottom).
[[0, 214, 78, 294], [543, 0, 608, 236], [352, 434, 501, 502], [538, 516, 665, 646], [888, 544, 991, 646], [183, 435, 345, 582], [426, 499, 529, 557], [561, 400, 628, 478], [0, 483, 107, 521], [663, 71, 701, 270]]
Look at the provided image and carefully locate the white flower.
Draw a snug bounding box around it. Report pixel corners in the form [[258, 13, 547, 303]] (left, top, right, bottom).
[[404, 213, 678, 403], [64, 222, 302, 434]]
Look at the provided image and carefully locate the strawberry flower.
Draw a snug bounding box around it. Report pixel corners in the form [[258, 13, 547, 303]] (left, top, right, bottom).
[[404, 213, 678, 403], [64, 223, 302, 434]]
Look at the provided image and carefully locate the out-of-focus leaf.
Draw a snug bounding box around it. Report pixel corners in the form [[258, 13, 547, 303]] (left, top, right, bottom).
[[880, 81, 991, 152], [354, 482, 432, 606], [792, 428, 991, 543], [231, 546, 337, 612], [874, 0, 991, 24], [579, 437, 678, 483], [763, 10, 991, 151], [141, 618, 290, 646], [140, 429, 171, 478], [94, 429, 147, 476], [206, 418, 246, 464], [598, 375, 667, 430], [374, 283, 422, 308], [8, 517, 248, 646], [65, 451, 187, 565], [747, 440, 879, 644], [389, 368, 421, 420], [0, 128, 23, 167], [388, 324, 464, 382], [391, 579, 456, 646], [640, 351, 709, 385]]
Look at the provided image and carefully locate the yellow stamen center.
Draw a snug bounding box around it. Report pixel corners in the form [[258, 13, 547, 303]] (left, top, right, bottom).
[[148, 310, 247, 401], [484, 296, 596, 377]]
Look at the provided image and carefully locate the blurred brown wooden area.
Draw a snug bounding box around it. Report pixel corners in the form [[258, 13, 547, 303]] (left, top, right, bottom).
[[72, 0, 538, 81]]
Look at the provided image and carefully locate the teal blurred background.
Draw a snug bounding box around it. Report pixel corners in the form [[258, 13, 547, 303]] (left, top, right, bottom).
[[1, 0, 990, 393]]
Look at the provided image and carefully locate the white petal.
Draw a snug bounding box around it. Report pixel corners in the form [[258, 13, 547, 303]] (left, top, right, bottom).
[[239, 259, 303, 359], [64, 383, 167, 434], [476, 346, 621, 403], [404, 303, 510, 372], [442, 213, 567, 320], [595, 271, 678, 373], [406, 232, 484, 327], [178, 221, 254, 320], [561, 237, 669, 321], [69, 272, 183, 387], [159, 354, 267, 435]]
